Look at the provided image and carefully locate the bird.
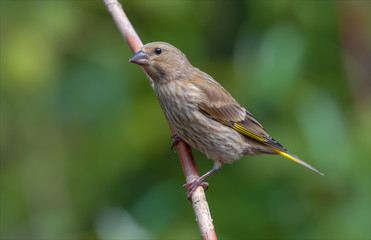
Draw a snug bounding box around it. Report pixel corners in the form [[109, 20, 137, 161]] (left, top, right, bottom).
[[129, 42, 323, 199]]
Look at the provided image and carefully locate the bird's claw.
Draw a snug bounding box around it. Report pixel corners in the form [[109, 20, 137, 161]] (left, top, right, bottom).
[[171, 133, 182, 151], [183, 180, 209, 201]]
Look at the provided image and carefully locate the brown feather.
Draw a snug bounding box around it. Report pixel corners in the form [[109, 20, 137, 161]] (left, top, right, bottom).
[[188, 70, 245, 122]]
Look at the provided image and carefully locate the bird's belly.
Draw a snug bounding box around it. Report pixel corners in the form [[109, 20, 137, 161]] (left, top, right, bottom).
[[163, 103, 247, 163]]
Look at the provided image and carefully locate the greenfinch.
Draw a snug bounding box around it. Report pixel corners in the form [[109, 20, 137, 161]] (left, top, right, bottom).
[[130, 42, 323, 199]]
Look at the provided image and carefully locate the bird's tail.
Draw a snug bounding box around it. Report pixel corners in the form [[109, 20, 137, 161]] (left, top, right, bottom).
[[267, 146, 324, 176]]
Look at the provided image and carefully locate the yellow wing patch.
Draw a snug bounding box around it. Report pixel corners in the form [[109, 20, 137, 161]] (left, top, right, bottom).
[[232, 123, 267, 142]]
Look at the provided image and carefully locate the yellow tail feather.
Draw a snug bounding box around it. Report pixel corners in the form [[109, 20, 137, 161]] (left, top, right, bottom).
[[268, 147, 324, 176]]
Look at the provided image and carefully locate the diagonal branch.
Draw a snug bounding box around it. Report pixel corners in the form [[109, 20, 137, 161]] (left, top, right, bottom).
[[102, 0, 217, 239]]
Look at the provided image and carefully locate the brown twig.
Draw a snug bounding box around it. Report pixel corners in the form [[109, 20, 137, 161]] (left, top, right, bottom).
[[102, 0, 217, 239]]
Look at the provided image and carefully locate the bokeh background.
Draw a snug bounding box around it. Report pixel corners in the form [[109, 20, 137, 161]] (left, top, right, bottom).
[[1, 0, 370, 239]]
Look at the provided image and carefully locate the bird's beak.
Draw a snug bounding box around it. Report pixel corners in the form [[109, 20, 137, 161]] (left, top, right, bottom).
[[129, 50, 150, 66]]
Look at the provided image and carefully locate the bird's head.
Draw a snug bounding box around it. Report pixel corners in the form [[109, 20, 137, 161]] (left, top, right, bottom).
[[129, 42, 193, 83]]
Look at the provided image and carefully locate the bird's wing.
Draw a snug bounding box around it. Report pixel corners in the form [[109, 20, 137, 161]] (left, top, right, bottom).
[[191, 71, 323, 175], [189, 71, 284, 150], [198, 104, 287, 153]]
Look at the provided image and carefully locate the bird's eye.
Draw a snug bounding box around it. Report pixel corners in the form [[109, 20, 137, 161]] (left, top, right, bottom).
[[155, 48, 162, 55]]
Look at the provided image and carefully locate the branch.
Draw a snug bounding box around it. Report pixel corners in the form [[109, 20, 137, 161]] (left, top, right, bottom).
[[102, 0, 217, 239]]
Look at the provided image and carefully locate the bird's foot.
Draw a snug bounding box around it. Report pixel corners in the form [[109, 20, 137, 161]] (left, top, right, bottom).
[[183, 180, 209, 201], [171, 133, 182, 151]]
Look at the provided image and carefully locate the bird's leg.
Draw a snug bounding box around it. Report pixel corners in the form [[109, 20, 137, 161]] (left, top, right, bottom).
[[183, 162, 223, 200], [171, 133, 182, 151]]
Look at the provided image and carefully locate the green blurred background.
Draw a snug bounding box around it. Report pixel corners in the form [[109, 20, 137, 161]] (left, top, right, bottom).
[[1, 0, 370, 239]]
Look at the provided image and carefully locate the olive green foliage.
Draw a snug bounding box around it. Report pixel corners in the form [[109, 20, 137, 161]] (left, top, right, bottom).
[[1, 1, 370, 239]]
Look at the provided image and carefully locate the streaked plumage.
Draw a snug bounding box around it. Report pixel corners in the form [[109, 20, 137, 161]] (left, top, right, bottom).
[[130, 42, 323, 199]]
